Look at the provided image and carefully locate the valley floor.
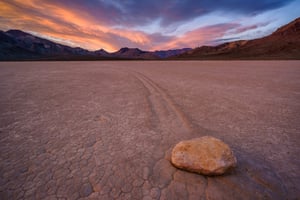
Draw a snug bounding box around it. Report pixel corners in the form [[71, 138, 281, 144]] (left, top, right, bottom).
[[0, 61, 299, 199]]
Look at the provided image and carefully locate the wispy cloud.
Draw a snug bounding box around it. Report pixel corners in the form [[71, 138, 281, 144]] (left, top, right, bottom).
[[158, 23, 239, 49]]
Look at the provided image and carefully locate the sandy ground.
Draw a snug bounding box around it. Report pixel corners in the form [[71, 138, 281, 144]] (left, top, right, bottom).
[[0, 61, 299, 200]]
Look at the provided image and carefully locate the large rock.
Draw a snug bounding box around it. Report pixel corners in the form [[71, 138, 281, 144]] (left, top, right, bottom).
[[171, 136, 237, 175]]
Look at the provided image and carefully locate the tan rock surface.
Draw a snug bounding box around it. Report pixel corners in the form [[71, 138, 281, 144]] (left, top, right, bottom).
[[171, 136, 237, 175]]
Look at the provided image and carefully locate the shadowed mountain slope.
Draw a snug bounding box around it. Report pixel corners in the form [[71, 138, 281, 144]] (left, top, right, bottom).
[[0, 30, 98, 60], [112, 47, 159, 59], [174, 17, 300, 60]]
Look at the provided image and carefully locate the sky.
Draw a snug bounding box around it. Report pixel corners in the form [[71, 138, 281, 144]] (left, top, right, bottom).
[[0, 0, 299, 52]]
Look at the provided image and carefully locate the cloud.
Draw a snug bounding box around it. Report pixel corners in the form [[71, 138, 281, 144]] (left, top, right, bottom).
[[39, 0, 295, 27], [0, 0, 158, 51], [230, 22, 271, 34], [0, 0, 297, 51], [159, 23, 240, 50]]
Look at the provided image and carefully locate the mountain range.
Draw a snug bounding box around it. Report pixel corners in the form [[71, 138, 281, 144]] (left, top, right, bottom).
[[0, 17, 299, 60], [0, 30, 190, 60], [175, 17, 300, 60]]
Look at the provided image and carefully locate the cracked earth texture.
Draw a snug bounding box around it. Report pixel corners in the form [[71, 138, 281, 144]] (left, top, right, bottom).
[[0, 61, 299, 200]]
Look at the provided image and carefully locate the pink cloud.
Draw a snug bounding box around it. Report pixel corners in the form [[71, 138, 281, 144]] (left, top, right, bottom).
[[231, 22, 270, 34], [157, 23, 240, 50]]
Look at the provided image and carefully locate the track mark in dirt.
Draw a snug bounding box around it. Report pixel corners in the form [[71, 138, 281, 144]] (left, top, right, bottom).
[[129, 70, 193, 134]]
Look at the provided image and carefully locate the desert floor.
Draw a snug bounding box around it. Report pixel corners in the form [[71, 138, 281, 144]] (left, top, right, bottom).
[[0, 61, 299, 199]]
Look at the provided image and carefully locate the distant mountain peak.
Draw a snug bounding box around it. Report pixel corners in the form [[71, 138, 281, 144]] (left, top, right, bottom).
[[112, 47, 157, 59], [6, 29, 30, 37], [117, 47, 142, 53], [95, 48, 107, 52], [154, 48, 192, 58], [94, 48, 110, 56], [273, 17, 300, 36]]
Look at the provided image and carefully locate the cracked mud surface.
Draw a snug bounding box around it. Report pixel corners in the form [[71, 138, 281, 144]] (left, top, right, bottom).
[[0, 61, 299, 199]]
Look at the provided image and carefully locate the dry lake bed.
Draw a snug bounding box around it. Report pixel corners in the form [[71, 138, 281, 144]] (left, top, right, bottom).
[[0, 61, 299, 199]]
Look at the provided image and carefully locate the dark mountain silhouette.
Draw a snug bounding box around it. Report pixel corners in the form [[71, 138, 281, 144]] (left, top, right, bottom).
[[154, 48, 192, 58], [0, 30, 184, 60], [0, 30, 99, 60], [174, 17, 300, 60], [94, 48, 111, 57], [0, 30, 38, 60], [111, 47, 158, 59]]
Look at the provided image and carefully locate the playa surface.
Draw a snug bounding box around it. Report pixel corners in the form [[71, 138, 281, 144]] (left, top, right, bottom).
[[0, 61, 299, 199]]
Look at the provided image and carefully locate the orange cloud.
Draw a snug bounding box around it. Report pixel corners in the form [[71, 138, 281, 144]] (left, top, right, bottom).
[[0, 0, 154, 52]]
